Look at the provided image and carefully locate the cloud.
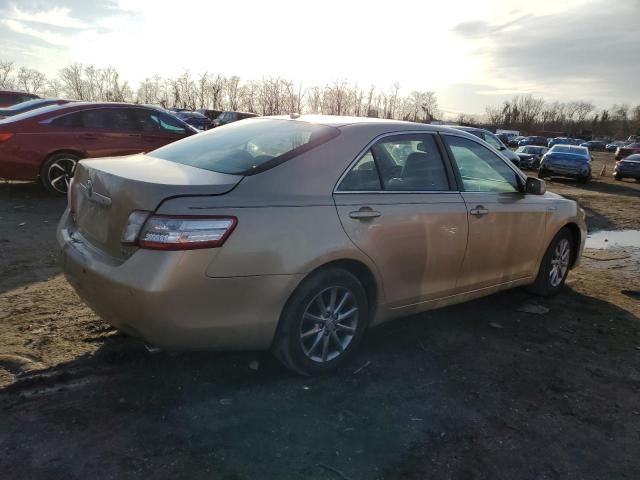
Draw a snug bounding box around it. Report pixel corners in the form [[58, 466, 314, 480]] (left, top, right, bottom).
[[451, 0, 640, 106]]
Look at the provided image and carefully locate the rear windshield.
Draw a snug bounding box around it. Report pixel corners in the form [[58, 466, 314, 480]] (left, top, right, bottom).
[[552, 146, 586, 154], [148, 118, 340, 175]]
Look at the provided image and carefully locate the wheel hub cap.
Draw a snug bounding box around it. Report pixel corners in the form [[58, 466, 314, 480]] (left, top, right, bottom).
[[299, 286, 358, 363]]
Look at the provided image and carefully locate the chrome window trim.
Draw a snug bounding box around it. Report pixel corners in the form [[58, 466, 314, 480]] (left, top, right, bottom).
[[333, 130, 456, 194]]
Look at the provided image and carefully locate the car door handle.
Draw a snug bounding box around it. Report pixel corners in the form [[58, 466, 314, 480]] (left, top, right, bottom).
[[349, 208, 381, 220], [469, 206, 489, 217], [80, 133, 97, 140]]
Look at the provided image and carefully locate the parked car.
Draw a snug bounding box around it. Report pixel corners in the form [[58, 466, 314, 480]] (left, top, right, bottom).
[[615, 143, 640, 160], [613, 154, 640, 182], [0, 102, 197, 194], [174, 111, 212, 131], [571, 138, 586, 146], [515, 145, 548, 169], [509, 136, 525, 147], [548, 137, 571, 148], [582, 140, 606, 151], [538, 145, 592, 183], [0, 90, 39, 107], [627, 135, 639, 144], [519, 136, 548, 147], [196, 109, 224, 122], [449, 126, 521, 166], [0, 98, 71, 118], [57, 116, 586, 375], [213, 111, 258, 127], [606, 141, 626, 152]]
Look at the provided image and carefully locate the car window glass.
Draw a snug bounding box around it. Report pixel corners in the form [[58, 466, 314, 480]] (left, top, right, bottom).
[[158, 113, 188, 134], [483, 132, 503, 149], [339, 134, 449, 192], [52, 112, 82, 128], [148, 118, 338, 175], [338, 151, 381, 191], [82, 108, 135, 131], [133, 109, 161, 132], [445, 135, 519, 193]]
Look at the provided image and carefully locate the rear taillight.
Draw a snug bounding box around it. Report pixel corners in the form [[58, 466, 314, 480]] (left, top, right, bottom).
[[0, 132, 13, 142], [122, 214, 237, 250]]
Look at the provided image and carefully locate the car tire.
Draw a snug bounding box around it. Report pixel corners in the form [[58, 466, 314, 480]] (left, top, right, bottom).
[[528, 228, 574, 297], [41, 153, 80, 195], [538, 170, 548, 179], [613, 174, 622, 181], [272, 267, 369, 376]]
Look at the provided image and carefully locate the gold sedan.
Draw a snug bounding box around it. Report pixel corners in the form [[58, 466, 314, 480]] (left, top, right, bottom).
[[58, 115, 586, 375]]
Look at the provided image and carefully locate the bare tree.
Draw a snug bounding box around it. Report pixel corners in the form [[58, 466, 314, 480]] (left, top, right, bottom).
[[0, 60, 16, 89]]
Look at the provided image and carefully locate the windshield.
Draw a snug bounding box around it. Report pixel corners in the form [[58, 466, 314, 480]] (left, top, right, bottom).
[[148, 118, 339, 175]]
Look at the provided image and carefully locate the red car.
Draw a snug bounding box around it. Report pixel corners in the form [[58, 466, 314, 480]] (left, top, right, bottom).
[[0, 102, 197, 193], [615, 143, 640, 160], [0, 90, 39, 107]]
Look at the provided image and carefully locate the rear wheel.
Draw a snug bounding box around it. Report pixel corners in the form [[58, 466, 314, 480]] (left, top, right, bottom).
[[529, 228, 574, 297], [41, 153, 79, 194], [272, 267, 369, 375], [613, 174, 622, 181]]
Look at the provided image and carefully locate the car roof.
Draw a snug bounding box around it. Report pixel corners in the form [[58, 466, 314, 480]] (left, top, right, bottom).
[[268, 114, 449, 131]]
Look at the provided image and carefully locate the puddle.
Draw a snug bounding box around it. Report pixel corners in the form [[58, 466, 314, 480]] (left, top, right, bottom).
[[585, 230, 640, 249]]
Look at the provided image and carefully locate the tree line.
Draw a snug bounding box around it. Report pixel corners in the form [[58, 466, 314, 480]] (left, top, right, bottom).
[[0, 59, 439, 122], [1, 59, 638, 138], [484, 95, 640, 140]]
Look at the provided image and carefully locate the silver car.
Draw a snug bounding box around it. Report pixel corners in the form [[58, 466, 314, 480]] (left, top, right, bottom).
[[58, 116, 586, 375]]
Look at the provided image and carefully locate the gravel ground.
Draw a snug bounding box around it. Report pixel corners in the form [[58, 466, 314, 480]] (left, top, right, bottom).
[[1, 151, 639, 479]]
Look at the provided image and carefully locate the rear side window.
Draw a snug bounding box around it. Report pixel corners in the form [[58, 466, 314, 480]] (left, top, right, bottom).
[[339, 134, 450, 192], [148, 118, 339, 175], [82, 108, 136, 131], [52, 112, 83, 128]]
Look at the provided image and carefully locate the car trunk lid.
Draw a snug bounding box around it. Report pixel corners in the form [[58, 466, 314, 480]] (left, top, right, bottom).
[[71, 153, 242, 259]]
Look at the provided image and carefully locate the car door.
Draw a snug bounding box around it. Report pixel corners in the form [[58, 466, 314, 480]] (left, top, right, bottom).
[[78, 107, 142, 158], [135, 109, 191, 151], [441, 133, 549, 291], [333, 132, 468, 310]]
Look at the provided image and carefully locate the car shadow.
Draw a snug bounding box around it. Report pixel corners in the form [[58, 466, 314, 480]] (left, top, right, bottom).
[[2, 286, 639, 480], [546, 175, 640, 198]]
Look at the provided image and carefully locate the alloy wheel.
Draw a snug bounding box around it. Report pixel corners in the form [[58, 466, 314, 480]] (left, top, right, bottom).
[[299, 286, 358, 363], [47, 157, 77, 194], [549, 238, 570, 287]]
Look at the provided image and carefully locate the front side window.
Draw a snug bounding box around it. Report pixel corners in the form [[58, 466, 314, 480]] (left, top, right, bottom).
[[148, 118, 339, 175], [444, 135, 520, 193], [338, 134, 450, 192], [482, 132, 504, 150], [158, 112, 188, 134]]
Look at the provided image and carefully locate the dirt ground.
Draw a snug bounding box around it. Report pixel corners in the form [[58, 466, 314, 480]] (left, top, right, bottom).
[[1, 151, 639, 479]]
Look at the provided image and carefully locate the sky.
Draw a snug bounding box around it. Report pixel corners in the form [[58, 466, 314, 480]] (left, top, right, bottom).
[[0, 0, 638, 116]]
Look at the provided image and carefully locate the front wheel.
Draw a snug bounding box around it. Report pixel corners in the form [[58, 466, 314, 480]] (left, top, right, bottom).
[[41, 153, 80, 194], [529, 228, 574, 296], [272, 268, 369, 375], [613, 174, 622, 181]]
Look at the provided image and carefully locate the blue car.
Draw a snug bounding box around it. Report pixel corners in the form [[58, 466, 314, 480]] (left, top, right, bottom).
[[538, 145, 592, 183], [548, 137, 572, 148], [606, 141, 625, 152]]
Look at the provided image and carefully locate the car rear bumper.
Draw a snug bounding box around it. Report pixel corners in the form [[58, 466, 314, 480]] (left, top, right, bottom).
[[57, 210, 302, 351], [540, 164, 588, 177], [614, 167, 640, 179]]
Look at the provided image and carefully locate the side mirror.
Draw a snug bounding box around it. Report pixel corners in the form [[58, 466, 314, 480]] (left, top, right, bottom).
[[499, 145, 506, 151], [525, 177, 546, 195]]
